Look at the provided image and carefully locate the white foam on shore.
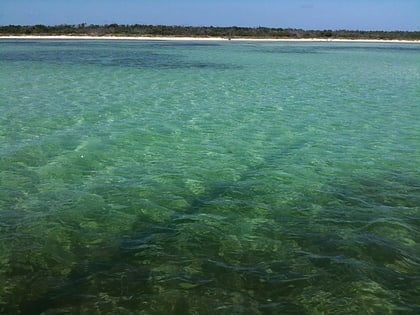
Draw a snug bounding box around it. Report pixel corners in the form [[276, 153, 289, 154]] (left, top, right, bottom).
[[1, 35, 419, 43]]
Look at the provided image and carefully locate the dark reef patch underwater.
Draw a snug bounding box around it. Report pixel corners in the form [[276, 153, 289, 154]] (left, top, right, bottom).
[[1, 39, 419, 314]]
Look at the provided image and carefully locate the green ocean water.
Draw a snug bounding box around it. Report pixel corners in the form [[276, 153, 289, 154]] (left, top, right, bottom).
[[0, 39, 419, 314]]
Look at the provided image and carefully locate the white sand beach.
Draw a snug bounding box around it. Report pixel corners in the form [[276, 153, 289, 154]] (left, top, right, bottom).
[[1, 35, 419, 43]]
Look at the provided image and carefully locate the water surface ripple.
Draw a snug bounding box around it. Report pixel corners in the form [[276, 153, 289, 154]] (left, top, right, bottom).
[[1, 39, 419, 314]]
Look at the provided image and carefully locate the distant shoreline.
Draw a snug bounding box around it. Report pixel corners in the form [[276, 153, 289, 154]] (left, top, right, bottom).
[[1, 35, 419, 44]]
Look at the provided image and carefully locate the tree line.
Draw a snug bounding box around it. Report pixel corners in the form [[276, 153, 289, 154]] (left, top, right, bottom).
[[1, 24, 419, 40]]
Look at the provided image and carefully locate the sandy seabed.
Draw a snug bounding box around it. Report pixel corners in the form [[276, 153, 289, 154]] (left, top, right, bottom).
[[1, 35, 419, 43]]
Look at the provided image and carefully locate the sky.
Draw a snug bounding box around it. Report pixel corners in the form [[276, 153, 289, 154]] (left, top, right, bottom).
[[0, 0, 419, 31]]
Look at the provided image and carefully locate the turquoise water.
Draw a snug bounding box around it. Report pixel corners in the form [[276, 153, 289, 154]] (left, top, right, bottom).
[[0, 39, 419, 314]]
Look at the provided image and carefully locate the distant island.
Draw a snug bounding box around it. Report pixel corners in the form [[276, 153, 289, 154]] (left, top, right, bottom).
[[1, 24, 419, 41]]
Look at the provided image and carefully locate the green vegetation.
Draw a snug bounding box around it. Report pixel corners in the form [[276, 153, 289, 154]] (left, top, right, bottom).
[[1, 24, 419, 40]]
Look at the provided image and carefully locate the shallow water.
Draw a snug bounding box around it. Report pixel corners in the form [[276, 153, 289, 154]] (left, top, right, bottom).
[[0, 39, 419, 314]]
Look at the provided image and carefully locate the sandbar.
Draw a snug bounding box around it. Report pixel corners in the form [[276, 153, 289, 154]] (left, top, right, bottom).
[[0, 35, 419, 43]]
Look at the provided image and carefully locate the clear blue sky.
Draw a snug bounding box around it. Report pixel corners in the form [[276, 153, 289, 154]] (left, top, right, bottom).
[[1, 0, 419, 31]]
